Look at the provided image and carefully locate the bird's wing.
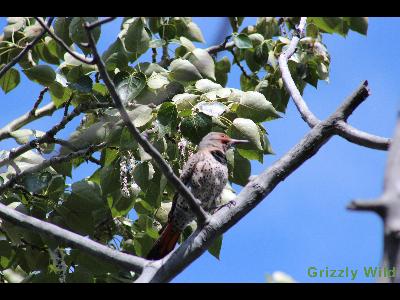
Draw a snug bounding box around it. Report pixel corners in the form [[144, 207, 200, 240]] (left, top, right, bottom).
[[168, 152, 203, 221]]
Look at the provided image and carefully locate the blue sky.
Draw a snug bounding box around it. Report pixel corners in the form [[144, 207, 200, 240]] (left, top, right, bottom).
[[1, 17, 399, 283]]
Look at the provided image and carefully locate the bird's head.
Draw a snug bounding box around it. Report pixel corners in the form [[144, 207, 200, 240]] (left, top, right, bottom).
[[198, 132, 249, 153]]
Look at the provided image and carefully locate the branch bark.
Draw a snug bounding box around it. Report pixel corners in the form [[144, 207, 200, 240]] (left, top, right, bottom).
[[0, 102, 57, 142], [0, 192, 147, 273], [278, 17, 390, 151], [136, 79, 375, 282], [347, 113, 400, 283], [0, 102, 110, 169]]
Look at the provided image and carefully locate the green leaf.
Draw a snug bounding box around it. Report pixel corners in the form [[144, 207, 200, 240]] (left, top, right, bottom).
[[183, 22, 205, 43], [244, 49, 260, 73], [233, 33, 253, 49], [147, 72, 169, 90], [102, 38, 130, 70], [235, 91, 281, 122], [23, 65, 56, 86], [21, 171, 52, 194], [345, 17, 368, 35], [116, 73, 146, 104], [208, 234, 223, 259], [127, 105, 154, 127], [0, 68, 20, 93], [56, 180, 108, 235], [185, 48, 216, 81], [10, 129, 34, 144], [228, 118, 263, 153], [195, 79, 222, 93], [69, 17, 101, 52], [118, 126, 137, 151], [157, 102, 178, 126], [54, 17, 73, 46], [132, 162, 152, 191], [240, 74, 258, 91], [180, 113, 212, 144], [309, 17, 349, 37], [256, 17, 280, 39], [124, 18, 151, 55], [196, 102, 227, 117], [49, 81, 72, 108], [68, 75, 93, 93], [172, 93, 199, 111], [215, 56, 231, 87], [227, 149, 251, 186], [255, 81, 290, 113], [99, 161, 120, 196], [169, 58, 202, 83], [35, 41, 59, 65], [159, 24, 177, 40]]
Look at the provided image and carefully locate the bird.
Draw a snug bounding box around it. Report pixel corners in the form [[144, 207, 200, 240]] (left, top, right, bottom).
[[146, 132, 248, 260]]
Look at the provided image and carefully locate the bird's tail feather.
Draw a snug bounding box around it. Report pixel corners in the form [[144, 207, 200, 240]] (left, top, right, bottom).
[[146, 222, 181, 260]]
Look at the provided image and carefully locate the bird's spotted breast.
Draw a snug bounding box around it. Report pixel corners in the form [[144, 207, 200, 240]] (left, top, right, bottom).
[[171, 154, 228, 230]]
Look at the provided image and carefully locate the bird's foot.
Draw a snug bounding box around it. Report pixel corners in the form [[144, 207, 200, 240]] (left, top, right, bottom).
[[213, 200, 237, 213]]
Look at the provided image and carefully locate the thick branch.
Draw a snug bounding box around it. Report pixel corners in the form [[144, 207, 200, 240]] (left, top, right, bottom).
[[335, 121, 390, 151], [278, 18, 390, 151], [383, 113, 400, 193], [0, 102, 56, 141], [0, 198, 146, 273], [0, 102, 110, 169], [347, 113, 400, 283], [137, 80, 376, 282], [33, 17, 95, 65], [0, 18, 54, 79], [278, 17, 319, 127], [84, 22, 209, 225], [0, 143, 106, 192]]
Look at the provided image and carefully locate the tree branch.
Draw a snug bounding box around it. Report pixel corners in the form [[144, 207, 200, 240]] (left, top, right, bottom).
[[0, 102, 56, 142], [278, 17, 320, 127], [84, 17, 117, 30], [28, 87, 49, 116], [0, 102, 110, 169], [33, 17, 95, 65], [335, 121, 390, 151], [134, 79, 381, 282], [83, 22, 210, 226], [278, 17, 390, 151], [0, 143, 107, 192], [0, 193, 146, 273], [206, 41, 235, 55], [347, 113, 400, 283], [0, 17, 54, 80]]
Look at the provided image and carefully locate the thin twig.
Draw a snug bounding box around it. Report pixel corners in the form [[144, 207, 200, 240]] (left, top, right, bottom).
[[85, 17, 117, 30], [63, 93, 73, 117], [33, 17, 95, 65], [278, 17, 390, 150], [29, 87, 49, 116], [84, 21, 210, 225], [228, 48, 251, 80], [0, 103, 111, 169], [0, 17, 54, 79]]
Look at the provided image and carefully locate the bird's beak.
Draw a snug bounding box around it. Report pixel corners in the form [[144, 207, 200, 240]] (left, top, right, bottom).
[[229, 139, 249, 146]]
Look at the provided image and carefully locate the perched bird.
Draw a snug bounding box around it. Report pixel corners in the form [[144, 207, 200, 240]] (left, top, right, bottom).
[[146, 132, 248, 260]]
